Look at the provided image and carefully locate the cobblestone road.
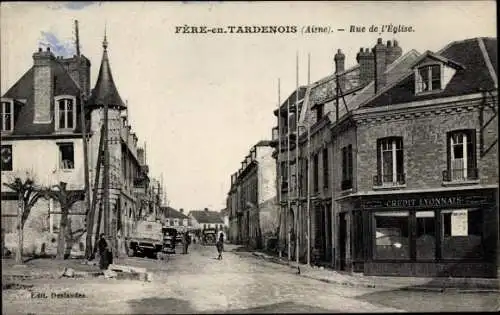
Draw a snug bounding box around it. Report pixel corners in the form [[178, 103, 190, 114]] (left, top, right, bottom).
[[1, 244, 398, 314]]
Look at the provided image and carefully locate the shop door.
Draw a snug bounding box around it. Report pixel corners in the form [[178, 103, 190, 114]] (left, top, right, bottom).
[[339, 212, 347, 270]]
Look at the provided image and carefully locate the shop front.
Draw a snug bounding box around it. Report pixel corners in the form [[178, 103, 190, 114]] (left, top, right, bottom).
[[346, 188, 498, 278]]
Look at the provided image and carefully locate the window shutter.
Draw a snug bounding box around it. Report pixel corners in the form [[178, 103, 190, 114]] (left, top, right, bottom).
[[376, 139, 382, 178], [468, 129, 477, 170], [342, 147, 346, 181], [348, 145, 353, 180], [446, 132, 451, 173]]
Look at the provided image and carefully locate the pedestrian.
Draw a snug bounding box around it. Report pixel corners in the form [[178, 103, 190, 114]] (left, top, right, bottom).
[[183, 232, 191, 254], [216, 233, 224, 260], [97, 234, 110, 270]]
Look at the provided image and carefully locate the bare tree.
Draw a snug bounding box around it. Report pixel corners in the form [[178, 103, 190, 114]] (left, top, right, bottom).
[[43, 182, 84, 260], [2, 174, 44, 264]]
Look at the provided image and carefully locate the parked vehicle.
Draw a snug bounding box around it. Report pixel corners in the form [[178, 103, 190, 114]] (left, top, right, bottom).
[[126, 220, 163, 258], [202, 228, 217, 245], [162, 227, 177, 254]]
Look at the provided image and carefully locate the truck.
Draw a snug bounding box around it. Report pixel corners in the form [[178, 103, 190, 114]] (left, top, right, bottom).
[[126, 220, 164, 259]]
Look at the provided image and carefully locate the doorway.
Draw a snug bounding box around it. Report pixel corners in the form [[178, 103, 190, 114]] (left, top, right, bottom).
[[339, 212, 347, 270]]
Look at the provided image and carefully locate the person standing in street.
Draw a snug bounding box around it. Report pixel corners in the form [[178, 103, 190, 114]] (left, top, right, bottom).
[[98, 234, 110, 270], [216, 233, 224, 260], [182, 232, 190, 254]]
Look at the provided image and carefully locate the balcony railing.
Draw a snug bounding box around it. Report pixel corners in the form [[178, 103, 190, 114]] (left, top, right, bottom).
[[373, 173, 406, 187], [442, 168, 479, 182], [341, 179, 353, 191]]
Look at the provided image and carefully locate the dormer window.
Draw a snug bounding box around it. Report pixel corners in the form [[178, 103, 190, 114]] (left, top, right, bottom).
[[1, 99, 14, 132], [415, 64, 442, 94], [55, 96, 76, 131]]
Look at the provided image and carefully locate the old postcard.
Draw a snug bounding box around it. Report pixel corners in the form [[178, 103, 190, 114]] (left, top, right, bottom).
[[1, 1, 498, 314]]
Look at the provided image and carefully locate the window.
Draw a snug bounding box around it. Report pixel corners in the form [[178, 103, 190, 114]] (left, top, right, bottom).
[[446, 130, 477, 181], [55, 97, 75, 130], [341, 145, 353, 190], [58, 143, 74, 169], [416, 211, 436, 259], [374, 211, 410, 260], [441, 208, 483, 259], [313, 153, 319, 193], [165, 219, 170, 226], [174, 219, 179, 226], [376, 137, 404, 185], [1, 100, 14, 132], [322, 148, 329, 188], [415, 64, 441, 93], [1, 145, 13, 171]]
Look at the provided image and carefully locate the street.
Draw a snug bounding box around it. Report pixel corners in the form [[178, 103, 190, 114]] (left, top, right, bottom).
[[2, 244, 499, 314]]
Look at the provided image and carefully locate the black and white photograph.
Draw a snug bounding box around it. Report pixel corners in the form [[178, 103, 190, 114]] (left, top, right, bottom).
[[1, 1, 498, 313]]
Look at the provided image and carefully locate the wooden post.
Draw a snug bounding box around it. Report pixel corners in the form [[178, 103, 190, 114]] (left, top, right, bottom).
[[81, 94, 92, 258], [92, 203, 103, 257], [103, 104, 110, 236], [295, 51, 300, 266], [87, 125, 104, 259]]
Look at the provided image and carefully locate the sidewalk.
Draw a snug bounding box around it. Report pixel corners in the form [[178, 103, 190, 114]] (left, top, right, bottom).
[[239, 250, 500, 292]]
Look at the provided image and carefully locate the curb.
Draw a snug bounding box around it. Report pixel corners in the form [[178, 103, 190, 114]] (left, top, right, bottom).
[[246, 252, 500, 293]]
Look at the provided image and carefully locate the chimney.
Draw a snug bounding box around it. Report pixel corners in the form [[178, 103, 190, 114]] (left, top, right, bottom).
[[61, 55, 91, 98], [334, 49, 346, 92], [373, 38, 387, 92], [334, 49, 345, 74], [385, 40, 403, 66], [356, 47, 374, 86], [33, 47, 55, 123]]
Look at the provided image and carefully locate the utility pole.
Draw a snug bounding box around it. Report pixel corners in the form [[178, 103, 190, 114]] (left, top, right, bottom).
[[277, 78, 282, 258], [295, 51, 300, 266], [307, 52, 311, 265], [103, 102, 110, 237], [286, 96, 291, 262], [75, 19, 93, 259]]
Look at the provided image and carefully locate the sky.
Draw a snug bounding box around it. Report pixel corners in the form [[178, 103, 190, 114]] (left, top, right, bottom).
[[1, 1, 496, 211]]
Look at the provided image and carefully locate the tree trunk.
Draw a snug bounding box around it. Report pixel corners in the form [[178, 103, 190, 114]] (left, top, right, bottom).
[[16, 194, 23, 264], [56, 207, 69, 260]]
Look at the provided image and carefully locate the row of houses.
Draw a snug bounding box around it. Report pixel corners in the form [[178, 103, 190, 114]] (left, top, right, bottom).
[[0, 27, 165, 256], [156, 207, 228, 235], [226, 37, 499, 278]]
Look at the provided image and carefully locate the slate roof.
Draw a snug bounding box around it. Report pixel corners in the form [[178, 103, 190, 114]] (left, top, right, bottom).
[[87, 39, 126, 110], [189, 209, 224, 224], [362, 37, 497, 108], [273, 86, 308, 116], [158, 207, 188, 219], [1, 56, 88, 136], [300, 49, 421, 129]]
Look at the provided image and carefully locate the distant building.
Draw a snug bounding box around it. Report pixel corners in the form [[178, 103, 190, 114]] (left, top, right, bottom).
[[188, 208, 225, 231], [158, 207, 189, 230], [227, 140, 277, 249]]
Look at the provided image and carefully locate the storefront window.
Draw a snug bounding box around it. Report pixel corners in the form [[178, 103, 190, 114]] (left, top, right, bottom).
[[416, 211, 436, 260], [374, 211, 410, 260], [441, 208, 483, 259]]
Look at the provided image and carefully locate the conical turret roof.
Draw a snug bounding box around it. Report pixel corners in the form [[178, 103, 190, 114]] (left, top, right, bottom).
[[87, 31, 125, 110]]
